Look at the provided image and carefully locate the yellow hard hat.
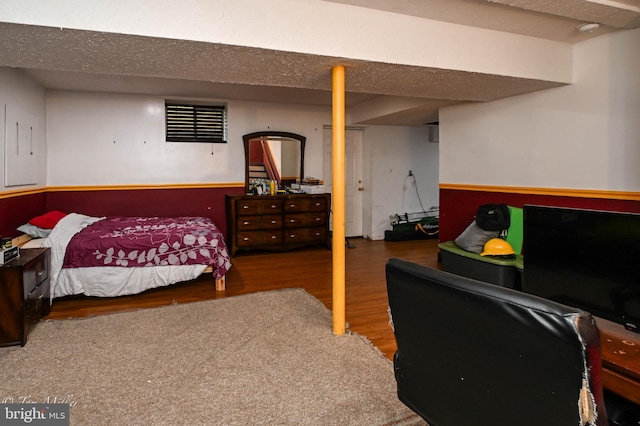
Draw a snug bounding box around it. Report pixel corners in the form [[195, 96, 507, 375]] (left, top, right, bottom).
[[480, 238, 515, 256]]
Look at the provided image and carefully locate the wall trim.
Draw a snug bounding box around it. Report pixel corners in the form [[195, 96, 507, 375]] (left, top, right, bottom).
[[0, 183, 243, 198], [0, 187, 46, 200], [439, 183, 640, 201], [46, 183, 244, 192]]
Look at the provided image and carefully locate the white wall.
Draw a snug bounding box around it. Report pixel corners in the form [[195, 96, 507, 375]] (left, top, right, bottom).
[[440, 28, 640, 192], [44, 88, 433, 239], [0, 68, 47, 192], [363, 126, 439, 240], [46, 91, 331, 186]]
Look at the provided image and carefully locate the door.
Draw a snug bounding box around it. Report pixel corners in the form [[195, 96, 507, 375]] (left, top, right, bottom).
[[323, 128, 363, 237]]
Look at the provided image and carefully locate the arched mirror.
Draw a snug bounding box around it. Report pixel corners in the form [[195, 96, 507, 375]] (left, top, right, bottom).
[[243, 131, 306, 193]]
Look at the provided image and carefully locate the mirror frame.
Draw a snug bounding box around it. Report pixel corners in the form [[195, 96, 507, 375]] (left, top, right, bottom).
[[243, 131, 306, 194]]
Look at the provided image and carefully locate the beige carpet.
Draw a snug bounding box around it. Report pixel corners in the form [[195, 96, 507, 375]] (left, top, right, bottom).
[[0, 288, 425, 425]]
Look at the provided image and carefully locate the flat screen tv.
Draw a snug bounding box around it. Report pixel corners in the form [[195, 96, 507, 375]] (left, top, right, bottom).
[[523, 205, 640, 332]]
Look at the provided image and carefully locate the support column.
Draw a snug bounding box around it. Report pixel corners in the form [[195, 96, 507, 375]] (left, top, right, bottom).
[[332, 65, 346, 335]]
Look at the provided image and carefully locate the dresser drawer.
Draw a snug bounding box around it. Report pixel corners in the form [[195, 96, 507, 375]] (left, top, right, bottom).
[[283, 196, 328, 213], [23, 252, 49, 295], [236, 198, 283, 216], [284, 212, 327, 228], [284, 227, 328, 244], [236, 231, 283, 247], [236, 215, 282, 231], [27, 279, 51, 322]]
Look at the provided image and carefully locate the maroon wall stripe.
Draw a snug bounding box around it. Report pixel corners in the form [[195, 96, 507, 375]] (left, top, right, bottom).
[[0, 186, 244, 240], [0, 192, 47, 239], [439, 188, 640, 242], [4, 186, 640, 245]]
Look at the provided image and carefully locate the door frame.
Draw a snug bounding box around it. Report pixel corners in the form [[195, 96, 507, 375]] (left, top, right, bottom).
[[323, 127, 364, 237]]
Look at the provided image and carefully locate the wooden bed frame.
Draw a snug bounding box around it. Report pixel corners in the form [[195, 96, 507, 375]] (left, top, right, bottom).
[[13, 234, 226, 291], [207, 266, 226, 291]]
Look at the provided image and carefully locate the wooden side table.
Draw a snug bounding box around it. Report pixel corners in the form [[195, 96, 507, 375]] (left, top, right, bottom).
[[597, 317, 640, 405], [0, 248, 51, 346]]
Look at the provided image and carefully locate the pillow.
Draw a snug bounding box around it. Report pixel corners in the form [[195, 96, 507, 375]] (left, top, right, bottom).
[[28, 210, 67, 229], [17, 223, 52, 239], [454, 221, 499, 253]]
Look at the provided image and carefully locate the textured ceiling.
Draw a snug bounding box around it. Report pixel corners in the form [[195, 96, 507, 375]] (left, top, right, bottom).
[[2, 0, 638, 126], [326, 0, 640, 40]]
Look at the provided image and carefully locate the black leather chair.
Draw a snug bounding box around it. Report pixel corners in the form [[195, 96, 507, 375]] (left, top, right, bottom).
[[386, 257, 609, 426]]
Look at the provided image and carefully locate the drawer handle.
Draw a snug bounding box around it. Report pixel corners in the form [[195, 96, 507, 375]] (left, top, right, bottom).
[[37, 271, 43, 276], [243, 237, 249, 241], [271, 220, 277, 224], [315, 217, 320, 221], [289, 204, 296, 208], [315, 203, 321, 206], [271, 204, 277, 208], [243, 221, 250, 225], [290, 234, 296, 238], [243, 205, 249, 209], [271, 235, 277, 239], [290, 220, 296, 223], [315, 232, 321, 236]]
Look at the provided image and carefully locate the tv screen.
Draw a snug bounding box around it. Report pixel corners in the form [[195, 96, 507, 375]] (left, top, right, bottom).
[[523, 205, 640, 332]]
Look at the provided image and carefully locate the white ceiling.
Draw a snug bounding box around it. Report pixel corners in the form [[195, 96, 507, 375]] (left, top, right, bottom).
[[2, 0, 639, 126]]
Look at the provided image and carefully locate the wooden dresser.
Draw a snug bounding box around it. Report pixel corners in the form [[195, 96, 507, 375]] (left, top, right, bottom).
[[0, 248, 51, 346], [225, 193, 331, 256]]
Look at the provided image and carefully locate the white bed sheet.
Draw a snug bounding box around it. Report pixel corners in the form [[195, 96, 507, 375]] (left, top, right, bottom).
[[42, 213, 208, 298], [54, 264, 207, 298]]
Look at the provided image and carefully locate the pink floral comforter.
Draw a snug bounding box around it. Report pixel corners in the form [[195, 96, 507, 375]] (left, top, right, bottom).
[[62, 216, 231, 279]]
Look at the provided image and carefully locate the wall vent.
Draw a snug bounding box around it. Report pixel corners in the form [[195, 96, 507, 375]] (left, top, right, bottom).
[[423, 121, 439, 143]]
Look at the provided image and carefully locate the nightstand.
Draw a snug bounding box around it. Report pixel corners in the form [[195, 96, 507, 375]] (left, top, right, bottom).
[[0, 248, 51, 346]]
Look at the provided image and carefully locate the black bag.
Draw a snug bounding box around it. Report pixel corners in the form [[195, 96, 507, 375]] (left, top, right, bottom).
[[475, 204, 510, 232]]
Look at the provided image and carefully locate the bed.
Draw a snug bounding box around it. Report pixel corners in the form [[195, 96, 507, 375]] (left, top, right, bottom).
[[18, 212, 231, 299]]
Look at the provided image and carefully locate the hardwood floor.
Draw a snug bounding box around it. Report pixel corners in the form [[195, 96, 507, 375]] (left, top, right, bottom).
[[46, 237, 441, 360]]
